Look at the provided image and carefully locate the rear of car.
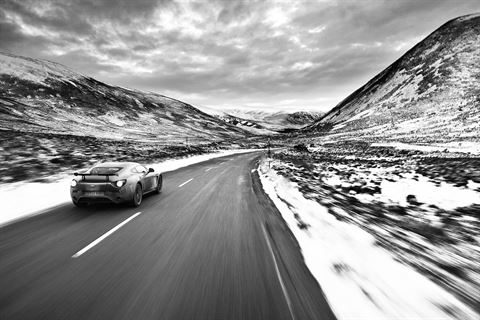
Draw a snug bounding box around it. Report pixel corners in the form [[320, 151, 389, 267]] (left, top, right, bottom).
[[70, 165, 131, 206]]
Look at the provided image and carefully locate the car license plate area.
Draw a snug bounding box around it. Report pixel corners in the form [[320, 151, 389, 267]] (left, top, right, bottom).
[[81, 183, 106, 192], [84, 192, 104, 197]]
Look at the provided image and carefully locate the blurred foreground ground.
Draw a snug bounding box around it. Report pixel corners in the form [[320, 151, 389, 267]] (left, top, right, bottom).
[[259, 141, 479, 318]]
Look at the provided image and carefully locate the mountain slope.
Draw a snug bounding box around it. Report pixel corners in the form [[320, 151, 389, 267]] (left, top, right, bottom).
[[285, 111, 325, 127], [305, 13, 480, 143], [0, 52, 249, 143]]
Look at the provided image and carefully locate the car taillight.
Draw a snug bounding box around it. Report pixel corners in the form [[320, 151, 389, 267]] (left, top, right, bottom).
[[115, 180, 126, 188]]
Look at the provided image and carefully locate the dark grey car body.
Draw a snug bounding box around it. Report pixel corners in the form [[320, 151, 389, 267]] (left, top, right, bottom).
[[70, 162, 162, 207]]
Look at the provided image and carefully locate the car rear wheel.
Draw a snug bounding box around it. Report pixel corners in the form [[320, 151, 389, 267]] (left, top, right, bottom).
[[72, 200, 87, 207], [132, 184, 143, 207], [155, 176, 163, 194]]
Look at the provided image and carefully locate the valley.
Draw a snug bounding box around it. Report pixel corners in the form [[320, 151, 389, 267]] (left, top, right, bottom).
[[1, 10, 480, 320]]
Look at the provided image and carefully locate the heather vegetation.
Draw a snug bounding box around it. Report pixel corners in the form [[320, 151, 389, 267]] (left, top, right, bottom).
[[0, 129, 256, 183]]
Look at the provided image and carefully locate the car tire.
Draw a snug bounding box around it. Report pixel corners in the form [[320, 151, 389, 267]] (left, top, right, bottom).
[[132, 184, 143, 207], [73, 200, 86, 207], [155, 176, 163, 194]]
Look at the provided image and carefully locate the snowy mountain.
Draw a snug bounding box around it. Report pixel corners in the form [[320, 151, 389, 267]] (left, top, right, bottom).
[[199, 106, 323, 134], [0, 52, 250, 144], [285, 111, 325, 126], [305, 13, 480, 143]]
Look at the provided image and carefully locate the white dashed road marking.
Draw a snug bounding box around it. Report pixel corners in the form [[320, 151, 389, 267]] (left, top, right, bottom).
[[72, 211, 142, 258], [178, 178, 193, 187], [261, 224, 296, 320], [205, 167, 213, 172]]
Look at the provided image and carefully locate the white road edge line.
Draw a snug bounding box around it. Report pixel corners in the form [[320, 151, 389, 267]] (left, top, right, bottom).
[[72, 211, 142, 258], [261, 224, 296, 320], [178, 178, 193, 187]]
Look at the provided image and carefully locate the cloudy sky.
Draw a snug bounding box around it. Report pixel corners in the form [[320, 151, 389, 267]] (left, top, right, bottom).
[[1, 0, 479, 112]]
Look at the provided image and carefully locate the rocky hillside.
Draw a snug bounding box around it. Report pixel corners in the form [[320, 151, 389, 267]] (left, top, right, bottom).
[[285, 111, 324, 127], [305, 13, 480, 143], [0, 52, 249, 144]]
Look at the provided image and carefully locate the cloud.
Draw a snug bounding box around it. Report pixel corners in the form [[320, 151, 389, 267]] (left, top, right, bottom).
[[308, 25, 326, 34], [1, 0, 480, 112]]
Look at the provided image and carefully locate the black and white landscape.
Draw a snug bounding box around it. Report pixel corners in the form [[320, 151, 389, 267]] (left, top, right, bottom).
[[1, 1, 480, 320]]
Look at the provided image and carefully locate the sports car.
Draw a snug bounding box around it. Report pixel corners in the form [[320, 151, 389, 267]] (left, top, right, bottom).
[[70, 162, 162, 207]]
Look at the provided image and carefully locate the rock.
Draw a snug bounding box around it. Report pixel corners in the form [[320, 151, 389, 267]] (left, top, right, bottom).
[[406, 194, 419, 205], [389, 205, 407, 215], [293, 144, 310, 153], [360, 186, 381, 195]]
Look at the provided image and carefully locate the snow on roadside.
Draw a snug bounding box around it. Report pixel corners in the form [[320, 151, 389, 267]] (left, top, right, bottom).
[[258, 159, 477, 320], [0, 149, 260, 227]]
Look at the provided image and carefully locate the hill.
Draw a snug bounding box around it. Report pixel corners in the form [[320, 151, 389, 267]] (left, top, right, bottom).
[[305, 13, 480, 143], [0, 52, 249, 144]]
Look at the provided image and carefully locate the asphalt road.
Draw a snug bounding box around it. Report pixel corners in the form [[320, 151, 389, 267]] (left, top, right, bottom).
[[0, 152, 336, 320]]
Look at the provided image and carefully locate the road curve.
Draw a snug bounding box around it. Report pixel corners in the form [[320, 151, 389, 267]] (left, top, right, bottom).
[[0, 152, 336, 320]]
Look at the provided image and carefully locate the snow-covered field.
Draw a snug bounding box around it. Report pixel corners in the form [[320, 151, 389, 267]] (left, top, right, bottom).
[[372, 141, 480, 155], [258, 158, 478, 320], [0, 149, 258, 227], [321, 163, 480, 210]]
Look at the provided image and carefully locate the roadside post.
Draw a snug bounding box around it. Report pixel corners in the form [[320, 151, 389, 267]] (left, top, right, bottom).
[[267, 137, 271, 169]]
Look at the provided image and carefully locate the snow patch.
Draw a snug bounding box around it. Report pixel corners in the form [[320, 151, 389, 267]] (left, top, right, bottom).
[[133, 98, 144, 109], [372, 141, 480, 155], [380, 174, 480, 210], [64, 80, 78, 88], [457, 13, 480, 21], [421, 42, 440, 58], [0, 98, 13, 106], [343, 109, 374, 123], [98, 112, 126, 126], [332, 122, 347, 131]]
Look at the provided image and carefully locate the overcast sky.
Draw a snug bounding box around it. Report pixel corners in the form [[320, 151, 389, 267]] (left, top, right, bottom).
[[1, 0, 479, 112]]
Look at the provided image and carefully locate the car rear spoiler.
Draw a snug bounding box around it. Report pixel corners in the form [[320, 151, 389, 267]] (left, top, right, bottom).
[[74, 172, 118, 181]]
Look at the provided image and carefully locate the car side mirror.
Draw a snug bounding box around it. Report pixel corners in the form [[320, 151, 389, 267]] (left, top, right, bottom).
[[148, 168, 154, 173]]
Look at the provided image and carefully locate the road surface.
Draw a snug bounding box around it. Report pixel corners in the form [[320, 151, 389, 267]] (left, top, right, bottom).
[[0, 152, 336, 320]]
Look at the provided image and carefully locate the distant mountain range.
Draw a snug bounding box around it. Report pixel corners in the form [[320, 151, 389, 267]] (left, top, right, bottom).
[[305, 13, 480, 143], [0, 52, 250, 144], [199, 106, 323, 134]]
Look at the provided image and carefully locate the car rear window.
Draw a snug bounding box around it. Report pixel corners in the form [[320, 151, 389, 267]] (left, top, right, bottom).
[[133, 165, 147, 173], [88, 167, 123, 175]]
